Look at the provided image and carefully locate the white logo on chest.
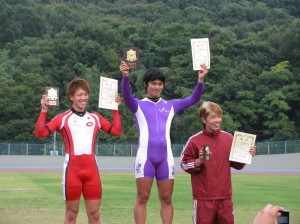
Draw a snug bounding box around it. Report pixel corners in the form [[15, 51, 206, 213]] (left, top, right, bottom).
[[158, 108, 169, 113]]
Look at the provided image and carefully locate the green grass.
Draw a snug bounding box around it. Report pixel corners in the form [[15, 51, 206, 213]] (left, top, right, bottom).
[[0, 172, 299, 224]]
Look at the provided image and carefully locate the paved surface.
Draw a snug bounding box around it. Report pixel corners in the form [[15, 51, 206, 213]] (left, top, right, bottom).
[[0, 153, 299, 173]]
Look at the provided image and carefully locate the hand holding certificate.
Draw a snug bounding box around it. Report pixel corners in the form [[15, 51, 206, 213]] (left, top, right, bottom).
[[98, 76, 118, 110], [229, 131, 256, 164], [191, 38, 210, 71]]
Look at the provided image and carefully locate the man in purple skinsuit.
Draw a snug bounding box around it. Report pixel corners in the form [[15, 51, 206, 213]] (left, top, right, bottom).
[[120, 61, 208, 224]]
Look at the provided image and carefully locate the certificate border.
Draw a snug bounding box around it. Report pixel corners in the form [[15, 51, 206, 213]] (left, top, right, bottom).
[[229, 131, 256, 164], [98, 76, 118, 110], [190, 38, 211, 70]]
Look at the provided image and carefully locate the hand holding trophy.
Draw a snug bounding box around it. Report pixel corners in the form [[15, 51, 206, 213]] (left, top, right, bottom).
[[203, 145, 210, 161]]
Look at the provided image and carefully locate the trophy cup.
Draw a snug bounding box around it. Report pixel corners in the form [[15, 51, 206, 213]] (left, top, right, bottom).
[[203, 145, 210, 161]]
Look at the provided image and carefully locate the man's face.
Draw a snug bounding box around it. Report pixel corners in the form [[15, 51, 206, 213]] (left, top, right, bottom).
[[202, 111, 222, 133], [145, 79, 164, 98], [69, 88, 89, 112]]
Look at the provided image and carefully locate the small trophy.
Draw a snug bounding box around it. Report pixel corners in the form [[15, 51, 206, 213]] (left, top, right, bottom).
[[203, 145, 210, 161], [45, 87, 59, 106], [123, 47, 140, 70]]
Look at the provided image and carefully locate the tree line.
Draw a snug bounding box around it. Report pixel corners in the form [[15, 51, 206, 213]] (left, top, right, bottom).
[[0, 0, 299, 143]]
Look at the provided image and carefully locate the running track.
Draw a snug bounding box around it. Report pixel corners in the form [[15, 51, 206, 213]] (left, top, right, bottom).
[[0, 153, 299, 174]]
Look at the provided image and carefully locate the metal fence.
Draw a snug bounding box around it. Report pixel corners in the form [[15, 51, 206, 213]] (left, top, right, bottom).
[[0, 140, 299, 156]]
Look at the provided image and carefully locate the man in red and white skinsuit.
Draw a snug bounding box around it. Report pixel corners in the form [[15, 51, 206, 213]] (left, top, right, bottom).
[[35, 77, 122, 224], [180, 101, 256, 224]]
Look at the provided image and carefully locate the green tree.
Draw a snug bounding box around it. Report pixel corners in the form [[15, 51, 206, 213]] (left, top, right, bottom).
[[256, 62, 298, 140]]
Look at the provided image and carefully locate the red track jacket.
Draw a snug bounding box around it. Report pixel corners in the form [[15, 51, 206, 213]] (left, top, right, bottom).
[[180, 129, 245, 200]]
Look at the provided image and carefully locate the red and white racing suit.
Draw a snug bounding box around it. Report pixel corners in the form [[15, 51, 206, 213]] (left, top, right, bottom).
[[35, 108, 122, 200]]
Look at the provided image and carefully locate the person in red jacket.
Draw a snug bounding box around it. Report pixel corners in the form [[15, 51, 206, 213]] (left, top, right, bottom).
[[180, 101, 256, 224], [35, 77, 122, 224]]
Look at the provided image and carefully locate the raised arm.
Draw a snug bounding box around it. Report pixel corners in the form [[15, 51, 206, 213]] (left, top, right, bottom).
[[172, 64, 208, 113], [198, 64, 208, 83], [120, 61, 138, 113], [35, 95, 51, 138], [98, 110, 122, 136]]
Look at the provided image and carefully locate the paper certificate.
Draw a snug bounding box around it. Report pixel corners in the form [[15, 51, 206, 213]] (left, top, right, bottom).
[[229, 131, 256, 164], [98, 77, 118, 110], [191, 38, 210, 70]]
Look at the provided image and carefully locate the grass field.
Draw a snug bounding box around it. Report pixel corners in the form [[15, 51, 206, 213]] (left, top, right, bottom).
[[0, 172, 299, 224]]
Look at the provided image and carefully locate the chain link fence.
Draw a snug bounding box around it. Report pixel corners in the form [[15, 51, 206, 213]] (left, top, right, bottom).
[[0, 140, 299, 156]]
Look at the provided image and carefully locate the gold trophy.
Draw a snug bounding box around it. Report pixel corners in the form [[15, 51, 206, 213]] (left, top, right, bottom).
[[203, 145, 210, 161]]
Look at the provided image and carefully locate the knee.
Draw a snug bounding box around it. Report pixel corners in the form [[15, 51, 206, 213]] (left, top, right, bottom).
[[65, 209, 79, 222], [136, 192, 150, 204], [159, 193, 172, 205], [87, 209, 100, 222]]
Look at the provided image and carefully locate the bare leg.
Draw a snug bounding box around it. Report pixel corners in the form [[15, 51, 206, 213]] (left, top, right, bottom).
[[85, 199, 101, 224], [157, 179, 174, 224], [134, 178, 153, 224], [64, 200, 80, 224]]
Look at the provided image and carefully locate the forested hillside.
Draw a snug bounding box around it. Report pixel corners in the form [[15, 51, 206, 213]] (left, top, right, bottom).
[[0, 0, 299, 143]]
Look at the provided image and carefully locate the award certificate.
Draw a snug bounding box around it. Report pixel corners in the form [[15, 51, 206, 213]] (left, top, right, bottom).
[[191, 38, 210, 70], [229, 131, 256, 164], [98, 77, 118, 110]]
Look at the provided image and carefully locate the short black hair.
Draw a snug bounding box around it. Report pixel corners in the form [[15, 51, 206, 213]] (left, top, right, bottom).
[[143, 67, 165, 86]]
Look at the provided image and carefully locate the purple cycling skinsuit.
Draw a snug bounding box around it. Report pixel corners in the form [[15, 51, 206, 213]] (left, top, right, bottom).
[[121, 76, 204, 181]]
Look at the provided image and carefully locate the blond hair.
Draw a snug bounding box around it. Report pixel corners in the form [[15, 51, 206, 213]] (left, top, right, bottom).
[[199, 101, 222, 127]]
